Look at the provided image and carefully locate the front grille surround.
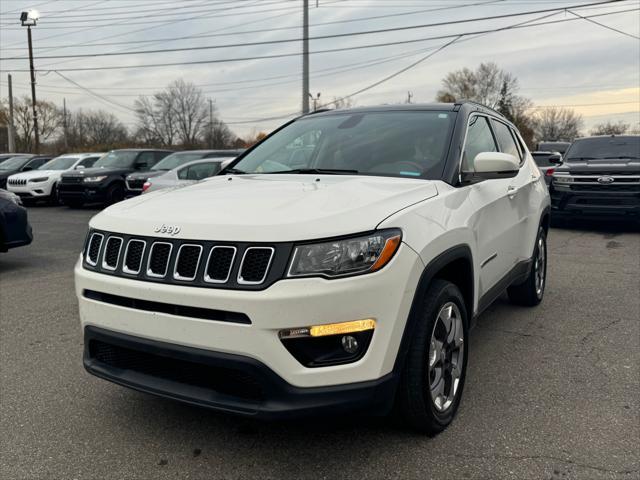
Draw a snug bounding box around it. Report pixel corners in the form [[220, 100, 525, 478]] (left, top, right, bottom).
[[83, 229, 292, 291], [102, 236, 123, 271], [147, 242, 173, 278]]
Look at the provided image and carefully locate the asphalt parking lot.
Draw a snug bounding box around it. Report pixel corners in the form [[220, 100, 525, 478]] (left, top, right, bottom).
[[1, 206, 638, 480]]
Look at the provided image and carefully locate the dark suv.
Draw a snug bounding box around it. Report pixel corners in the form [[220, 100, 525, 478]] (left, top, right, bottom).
[[58, 149, 172, 207], [0, 155, 51, 189], [551, 135, 640, 220]]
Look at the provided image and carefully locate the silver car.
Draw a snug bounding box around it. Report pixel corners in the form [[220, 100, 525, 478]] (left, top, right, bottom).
[[142, 157, 235, 194]]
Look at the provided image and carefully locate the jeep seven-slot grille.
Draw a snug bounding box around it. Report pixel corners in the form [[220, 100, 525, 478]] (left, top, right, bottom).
[[83, 230, 285, 290]]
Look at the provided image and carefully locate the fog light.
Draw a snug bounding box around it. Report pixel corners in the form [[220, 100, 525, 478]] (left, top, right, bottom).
[[279, 319, 376, 367], [341, 335, 359, 354]]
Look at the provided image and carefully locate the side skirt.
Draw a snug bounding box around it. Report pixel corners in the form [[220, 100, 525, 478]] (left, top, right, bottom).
[[476, 259, 532, 318]]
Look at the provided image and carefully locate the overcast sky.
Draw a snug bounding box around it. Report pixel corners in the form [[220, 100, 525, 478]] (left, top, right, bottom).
[[1, 0, 638, 138]]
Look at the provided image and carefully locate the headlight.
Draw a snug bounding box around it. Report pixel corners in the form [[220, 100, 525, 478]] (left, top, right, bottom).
[[29, 177, 49, 183], [553, 175, 573, 184], [83, 175, 107, 183], [287, 229, 402, 278]]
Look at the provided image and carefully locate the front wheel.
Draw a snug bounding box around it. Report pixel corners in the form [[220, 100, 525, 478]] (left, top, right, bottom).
[[106, 183, 125, 205], [397, 279, 468, 435], [507, 227, 547, 306], [48, 183, 60, 205]]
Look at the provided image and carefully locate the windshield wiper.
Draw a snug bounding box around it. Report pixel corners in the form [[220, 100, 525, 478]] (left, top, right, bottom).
[[262, 168, 359, 175]]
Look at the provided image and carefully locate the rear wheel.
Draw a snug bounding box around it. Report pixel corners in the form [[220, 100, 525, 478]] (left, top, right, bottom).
[[397, 279, 468, 435], [48, 183, 60, 205], [507, 227, 547, 306], [106, 183, 125, 205]]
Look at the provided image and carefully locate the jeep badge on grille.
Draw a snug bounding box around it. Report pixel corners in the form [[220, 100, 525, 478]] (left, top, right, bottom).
[[154, 224, 181, 236]]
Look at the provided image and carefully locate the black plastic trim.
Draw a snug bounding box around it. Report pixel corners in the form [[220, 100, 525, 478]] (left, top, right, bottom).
[[83, 326, 398, 419], [83, 289, 251, 324]]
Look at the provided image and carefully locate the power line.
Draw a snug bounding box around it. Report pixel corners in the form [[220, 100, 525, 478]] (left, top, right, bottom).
[[566, 7, 640, 38], [0, 0, 625, 61], [1, 5, 634, 72]]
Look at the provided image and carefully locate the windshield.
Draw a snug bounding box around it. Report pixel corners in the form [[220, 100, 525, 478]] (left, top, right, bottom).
[[152, 152, 209, 171], [94, 151, 138, 168], [0, 156, 30, 170], [39, 156, 79, 170], [565, 137, 640, 161], [231, 111, 456, 179]]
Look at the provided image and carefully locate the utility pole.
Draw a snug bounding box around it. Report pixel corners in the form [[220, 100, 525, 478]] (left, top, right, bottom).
[[21, 10, 40, 153], [209, 99, 214, 149], [7, 74, 16, 153], [302, 0, 310, 114], [63, 98, 69, 150]]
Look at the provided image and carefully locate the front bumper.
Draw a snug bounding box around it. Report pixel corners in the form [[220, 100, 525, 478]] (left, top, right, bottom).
[[551, 186, 640, 218], [8, 181, 54, 199], [76, 242, 423, 390], [59, 183, 108, 203], [84, 326, 398, 419]]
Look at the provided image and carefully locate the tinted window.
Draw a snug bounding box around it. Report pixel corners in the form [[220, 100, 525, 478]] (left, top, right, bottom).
[[232, 111, 457, 180], [564, 137, 640, 162], [25, 158, 47, 169], [39, 156, 79, 170], [462, 116, 497, 171], [94, 151, 138, 168], [491, 120, 521, 159], [79, 157, 100, 168], [135, 152, 156, 170], [154, 151, 171, 161], [151, 152, 211, 171], [532, 152, 557, 167]]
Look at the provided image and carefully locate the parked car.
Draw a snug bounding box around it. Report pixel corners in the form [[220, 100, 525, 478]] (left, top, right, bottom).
[[58, 149, 172, 208], [551, 135, 640, 221], [531, 151, 562, 185], [77, 102, 550, 434], [7, 153, 104, 204], [0, 189, 32, 252], [0, 153, 31, 163], [142, 157, 235, 194], [0, 155, 51, 190], [125, 149, 244, 196], [537, 141, 571, 155]]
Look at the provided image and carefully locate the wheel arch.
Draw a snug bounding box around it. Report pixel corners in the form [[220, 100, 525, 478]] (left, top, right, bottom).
[[392, 244, 474, 374]]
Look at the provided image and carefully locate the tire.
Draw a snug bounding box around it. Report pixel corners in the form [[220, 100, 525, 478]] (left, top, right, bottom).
[[397, 279, 469, 435], [507, 227, 547, 306], [48, 183, 60, 205], [106, 183, 125, 205]]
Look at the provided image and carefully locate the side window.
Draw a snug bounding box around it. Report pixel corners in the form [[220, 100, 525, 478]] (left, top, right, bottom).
[[491, 119, 521, 160], [78, 157, 99, 168], [462, 116, 497, 171], [135, 152, 155, 170], [177, 166, 188, 180], [24, 158, 45, 170], [154, 151, 170, 162]]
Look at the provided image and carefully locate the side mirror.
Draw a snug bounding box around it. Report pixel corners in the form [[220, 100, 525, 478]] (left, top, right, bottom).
[[471, 152, 519, 180], [135, 162, 147, 170], [75, 164, 85, 170], [548, 154, 562, 165], [22, 166, 33, 171]]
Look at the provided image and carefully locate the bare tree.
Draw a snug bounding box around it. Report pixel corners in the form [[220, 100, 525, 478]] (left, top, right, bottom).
[[10, 96, 62, 152], [204, 118, 236, 149], [168, 80, 207, 147], [436, 62, 518, 109], [535, 107, 583, 142], [134, 94, 177, 147], [590, 121, 630, 136]]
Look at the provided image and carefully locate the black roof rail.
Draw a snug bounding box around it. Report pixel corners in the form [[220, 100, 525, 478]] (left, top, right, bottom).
[[308, 108, 333, 115], [454, 100, 506, 119]]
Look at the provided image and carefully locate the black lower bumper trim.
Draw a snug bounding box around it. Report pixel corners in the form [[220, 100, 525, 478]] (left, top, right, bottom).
[[83, 326, 398, 419]]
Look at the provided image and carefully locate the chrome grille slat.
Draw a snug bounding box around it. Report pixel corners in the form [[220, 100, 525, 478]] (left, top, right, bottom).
[[204, 246, 236, 284], [102, 237, 123, 271], [123, 239, 146, 275], [238, 247, 274, 285], [86, 233, 104, 266], [173, 244, 203, 281], [146, 242, 173, 278]]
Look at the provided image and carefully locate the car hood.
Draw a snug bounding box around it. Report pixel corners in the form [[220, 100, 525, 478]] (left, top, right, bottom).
[[62, 166, 130, 177], [557, 159, 640, 174], [7, 169, 63, 180], [91, 174, 439, 242], [127, 170, 166, 181]]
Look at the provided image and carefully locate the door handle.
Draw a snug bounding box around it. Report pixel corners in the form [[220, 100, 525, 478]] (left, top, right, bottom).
[[507, 185, 520, 198]]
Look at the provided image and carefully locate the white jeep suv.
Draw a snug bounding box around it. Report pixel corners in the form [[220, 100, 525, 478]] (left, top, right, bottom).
[[8, 153, 103, 204], [76, 103, 550, 434]]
